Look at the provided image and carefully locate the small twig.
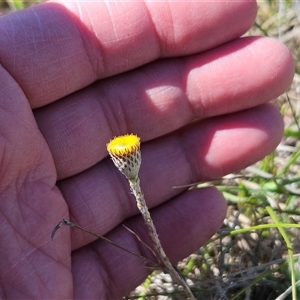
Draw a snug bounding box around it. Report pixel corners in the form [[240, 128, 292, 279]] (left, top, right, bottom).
[[52, 219, 159, 268], [122, 224, 161, 265], [51, 219, 74, 240]]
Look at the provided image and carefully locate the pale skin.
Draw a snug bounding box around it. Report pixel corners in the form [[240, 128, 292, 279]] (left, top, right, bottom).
[[0, 1, 294, 299]]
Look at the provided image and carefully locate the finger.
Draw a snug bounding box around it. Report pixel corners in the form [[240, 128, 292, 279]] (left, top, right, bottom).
[[58, 103, 283, 250], [0, 1, 256, 107], [35, 37, 294, 179], [71, 187, 226, 299], [0, 66, 72, 298]]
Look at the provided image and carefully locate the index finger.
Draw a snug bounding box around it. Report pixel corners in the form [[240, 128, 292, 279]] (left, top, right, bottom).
[[0, 0, 256, 108]]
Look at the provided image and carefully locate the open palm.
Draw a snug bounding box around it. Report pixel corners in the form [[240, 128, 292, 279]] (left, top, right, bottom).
[[0, 1, 294, 299]]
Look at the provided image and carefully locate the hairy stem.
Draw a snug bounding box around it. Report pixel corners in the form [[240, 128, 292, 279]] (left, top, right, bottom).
[[129, 177, 196, 300]]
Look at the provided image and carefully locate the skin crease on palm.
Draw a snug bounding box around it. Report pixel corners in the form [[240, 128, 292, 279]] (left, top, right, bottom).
[[0, 0, 295, 299]]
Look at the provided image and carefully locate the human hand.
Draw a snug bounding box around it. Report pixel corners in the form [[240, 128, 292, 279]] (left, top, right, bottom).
[[0, 1, 294, 299]]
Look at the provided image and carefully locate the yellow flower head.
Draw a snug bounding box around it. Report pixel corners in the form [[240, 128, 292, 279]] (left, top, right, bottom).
[[107, 134, 140, 157], [107, 134, 141, 181]]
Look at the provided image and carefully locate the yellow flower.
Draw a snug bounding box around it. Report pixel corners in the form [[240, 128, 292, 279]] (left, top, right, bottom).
[[107, 134, 141, 181], [107, 134, 140, 156]]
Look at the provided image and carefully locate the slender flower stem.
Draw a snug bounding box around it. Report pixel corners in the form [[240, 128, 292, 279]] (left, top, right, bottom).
[[129, 177, 196, 300], [107, 134, 196, 299]]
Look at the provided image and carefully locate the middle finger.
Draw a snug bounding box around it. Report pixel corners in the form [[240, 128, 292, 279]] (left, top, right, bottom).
[[34, 37, 292, 179]]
